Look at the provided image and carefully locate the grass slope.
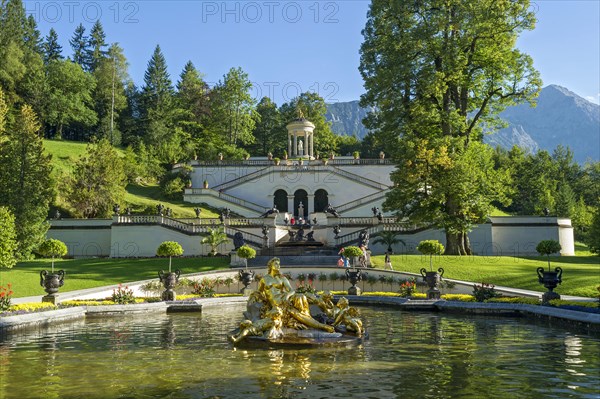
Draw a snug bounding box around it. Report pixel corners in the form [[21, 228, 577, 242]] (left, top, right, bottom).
[[371, 253, 600, 298], [1, 257, 230, 298], [43, 139, 219, 218]]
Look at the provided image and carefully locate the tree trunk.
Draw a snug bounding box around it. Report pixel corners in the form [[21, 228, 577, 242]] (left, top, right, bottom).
[[445, 231, 464, 255], [463, 233, 472, 255]]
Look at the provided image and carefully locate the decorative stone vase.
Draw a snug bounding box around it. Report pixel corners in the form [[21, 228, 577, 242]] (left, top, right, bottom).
[[203, 180, 209, 189], [239, 270, 255, 294], [420, 267, 444, 300], [537, 267, 563, 303], [159, 269, 181, 301], [346, 268, 365, 296], [40, 270, 65, 304]]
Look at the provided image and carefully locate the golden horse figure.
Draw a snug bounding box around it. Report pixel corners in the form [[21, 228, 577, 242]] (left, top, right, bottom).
[[229, 257, 364, 346]]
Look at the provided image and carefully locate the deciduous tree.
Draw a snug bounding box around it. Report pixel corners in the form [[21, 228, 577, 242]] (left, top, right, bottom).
[[360, 0, 541, 254], [44, 59, 97, 139], [67, 138, 126, 218], [209, 67, 257, 147]]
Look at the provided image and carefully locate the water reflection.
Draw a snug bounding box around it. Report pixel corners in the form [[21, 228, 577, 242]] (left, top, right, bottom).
[[0, 307, 598, 398]]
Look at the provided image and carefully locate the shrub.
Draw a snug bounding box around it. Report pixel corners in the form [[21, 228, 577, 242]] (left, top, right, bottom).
[[417, 240, 444, 271], [442, 294, 476, 302], [362, 292, 401, 297], [160, 176, 185, 200], [236, 245, 256, 260], [156, 241, 184, 272], [112, 284, 136, 304], [296, 282, 317, 295], [536, 240, 562, 271], [398, 280, 416, 297], [486, 297, 540, 305], [548, 299, 599, 308], [0, 283, 14, 311], [9, 302, 57, 312], [341, 246, 363, 257], [472, 283, 501, 302], [38, 239, 68, 272], [0, 207, 17, 269], [61, 300, 116, 307], [140, 281, 163, 296], [191, 278, 217, 298]]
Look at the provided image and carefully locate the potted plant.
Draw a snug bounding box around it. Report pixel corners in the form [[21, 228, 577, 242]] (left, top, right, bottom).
[[38, 239, 68, 303], [379, 151, 385, 160], [353, 151, 360, 160], [156, 241, 184, 301], [417, 240, 445, 299], [283, 150, 288, 160], [273, 157, 280, 166], [236, 245, 257, 293], [536, 240, 563, 303], [203, 180, 209, 189], [201, 227, 229, 256], [340, 246, 366, 295], [218, 152, 223, 161]]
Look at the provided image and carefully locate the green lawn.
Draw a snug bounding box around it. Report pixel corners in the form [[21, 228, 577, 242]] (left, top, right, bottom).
[[1, 257, 230, 298], [43, 139, 219, 219], [371, 253, 600, 298], [124, 183, 220, 218]]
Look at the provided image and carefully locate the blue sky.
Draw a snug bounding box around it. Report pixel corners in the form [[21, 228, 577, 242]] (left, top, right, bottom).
[[25, 0, 600, 105]]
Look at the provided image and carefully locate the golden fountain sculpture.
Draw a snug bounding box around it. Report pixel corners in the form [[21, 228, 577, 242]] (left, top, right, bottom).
[[229, 258, 364, 346]]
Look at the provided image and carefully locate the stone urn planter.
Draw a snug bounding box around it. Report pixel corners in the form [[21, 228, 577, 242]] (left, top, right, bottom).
[[159, 269, 181, 301], [537, 267, 563, 303], [345, 268, 366, 296], [420, 267, 444, 300], [238, 270, 255, 294], [40, 270, 65, 303]]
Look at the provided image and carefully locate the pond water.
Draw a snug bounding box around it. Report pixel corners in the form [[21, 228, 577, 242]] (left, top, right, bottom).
[[0, 305, 599, 398]]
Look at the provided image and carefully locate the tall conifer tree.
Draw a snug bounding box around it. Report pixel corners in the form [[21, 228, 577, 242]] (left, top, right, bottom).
[[69, 23, 88, 67], [43, 28, 63, 64], [0, 104, 54, 258]]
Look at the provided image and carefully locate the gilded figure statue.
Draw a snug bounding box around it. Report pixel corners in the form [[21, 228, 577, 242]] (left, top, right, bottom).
[[229, 258, 364, 344]]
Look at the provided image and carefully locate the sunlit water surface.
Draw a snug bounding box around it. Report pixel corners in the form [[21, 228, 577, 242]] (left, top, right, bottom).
[[1, 305, 599, 398]]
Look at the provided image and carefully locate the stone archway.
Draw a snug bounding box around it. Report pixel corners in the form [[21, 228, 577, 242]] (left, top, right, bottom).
[[293, 189, 308, 218], [274, 189, 288, 213], [314, 189, 329, 213]]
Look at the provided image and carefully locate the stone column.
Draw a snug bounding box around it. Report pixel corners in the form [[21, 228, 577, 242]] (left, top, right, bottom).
[[293, 132, 298, 157], [288, 135, 292, 157], [287, 195, 294, 216], [310, 133, 314, 158]]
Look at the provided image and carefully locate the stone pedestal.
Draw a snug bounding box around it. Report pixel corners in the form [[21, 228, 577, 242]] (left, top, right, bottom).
[[42, 295, 59, 305], [230, 253, 246, 267]]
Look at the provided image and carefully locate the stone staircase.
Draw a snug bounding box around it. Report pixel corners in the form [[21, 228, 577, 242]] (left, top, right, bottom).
[[247, 255, 340, 267]]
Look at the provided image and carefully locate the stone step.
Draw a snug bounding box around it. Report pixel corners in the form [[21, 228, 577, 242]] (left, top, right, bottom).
[[248, 255, 341, 267]]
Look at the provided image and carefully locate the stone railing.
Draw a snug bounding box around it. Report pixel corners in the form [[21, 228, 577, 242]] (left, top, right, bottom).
[[212, 167, 273, 191], [335, 190, 390, 213], [328, 165, 389, 190], [225, 226, 264, 247], [115, 215, 211, 234], [184, 189, 269, 214]]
